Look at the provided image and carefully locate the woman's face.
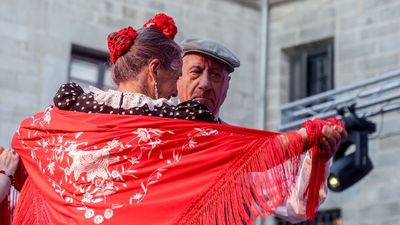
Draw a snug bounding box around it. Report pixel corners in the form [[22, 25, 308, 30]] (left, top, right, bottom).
[[156, 66, 182, 99]]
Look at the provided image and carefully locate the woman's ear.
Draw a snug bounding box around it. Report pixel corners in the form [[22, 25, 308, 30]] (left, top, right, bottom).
[[148, 59, 161, 83]]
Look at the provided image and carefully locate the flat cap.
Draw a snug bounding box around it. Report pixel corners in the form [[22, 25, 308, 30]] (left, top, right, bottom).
[[180, 38, 240, 73]]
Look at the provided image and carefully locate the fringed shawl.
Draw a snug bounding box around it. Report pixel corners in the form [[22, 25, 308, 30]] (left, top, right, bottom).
[[12, 106, 325, 225]]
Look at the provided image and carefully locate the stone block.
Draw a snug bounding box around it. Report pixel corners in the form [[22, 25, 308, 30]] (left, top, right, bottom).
[[379, 35, 400, 53], [336, 31, 359, 48], [380, 3, 400, 21], [360, 202, 400, 219], [363, 0, 399, 10], [338, 42, 377, 61], [339, 12, 380, 31], [360, 21, 400, 40], [357, 54, 399, 71], [0, 69, 18, 89], [270, 31, 298, 49], [298, 21, 335, 44]]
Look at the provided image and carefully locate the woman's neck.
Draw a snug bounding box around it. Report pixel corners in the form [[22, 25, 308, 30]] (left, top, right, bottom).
[[117, 80, 154, 98]]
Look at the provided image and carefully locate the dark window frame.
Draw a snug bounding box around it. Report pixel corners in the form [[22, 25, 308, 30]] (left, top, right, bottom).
[[288, 39, 334, 102], [68, 44, 111, 90]]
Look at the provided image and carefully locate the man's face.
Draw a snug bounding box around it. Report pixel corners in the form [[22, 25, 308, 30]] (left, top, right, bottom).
[[177, 53, 230, 117], [157, 67, 181, 99]]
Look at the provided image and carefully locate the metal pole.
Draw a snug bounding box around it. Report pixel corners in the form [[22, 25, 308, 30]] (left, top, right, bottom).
[[259, 0, 269, 129]]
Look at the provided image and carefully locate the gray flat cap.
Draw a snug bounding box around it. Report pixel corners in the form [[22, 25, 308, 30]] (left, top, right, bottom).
[[180, 38, 240, 73]]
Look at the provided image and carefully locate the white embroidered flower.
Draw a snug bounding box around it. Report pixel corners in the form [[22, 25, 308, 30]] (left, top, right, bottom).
[[106, 139, 121, 150], [104, 208, 113, 219], [106, 181, 114, 188], [147, 139, 161, 148], [47, 162, 55, 175], [82, 192, 93, 203], [128, 157, 140, 165], [94, 178, 105, 187], [132, 192, 143, 200], [93, 215, 104, 224], [85, 209, 95, 219], [65, 197, 73, 203], [57, 135, 63, 143], [194, 128, 218, 136], [133, 128, 151, 142], [68, 146, 118, 182], [64, 167, 71, 176], [111, 170, 121, 179]]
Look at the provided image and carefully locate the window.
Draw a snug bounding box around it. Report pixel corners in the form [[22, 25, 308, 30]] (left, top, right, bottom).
[[287, 38, 334, 102], [68, 45, 114, 91], [275, 209, 342, 225]]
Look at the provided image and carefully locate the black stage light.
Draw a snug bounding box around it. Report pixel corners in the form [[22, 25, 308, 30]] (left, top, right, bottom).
[[328, 112, 376, 192]]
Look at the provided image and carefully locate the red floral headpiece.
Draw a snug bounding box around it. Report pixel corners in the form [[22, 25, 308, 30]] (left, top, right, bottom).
[[143, 13, 177, 40], [107, 26, 138, 63], [107, 13, 177, 63]]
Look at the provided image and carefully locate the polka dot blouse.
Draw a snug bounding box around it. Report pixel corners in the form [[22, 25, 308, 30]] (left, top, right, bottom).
[[53, 82, 215, 122]]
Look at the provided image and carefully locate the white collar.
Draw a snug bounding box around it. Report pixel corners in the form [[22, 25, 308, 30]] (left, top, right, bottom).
[[89, 86, 179, 111]]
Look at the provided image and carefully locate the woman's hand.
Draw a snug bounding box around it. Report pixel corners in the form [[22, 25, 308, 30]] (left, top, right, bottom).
[[0, 146, 19, 176]]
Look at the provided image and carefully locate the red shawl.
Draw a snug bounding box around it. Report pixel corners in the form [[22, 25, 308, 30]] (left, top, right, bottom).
[[11, 106, 325, 225]]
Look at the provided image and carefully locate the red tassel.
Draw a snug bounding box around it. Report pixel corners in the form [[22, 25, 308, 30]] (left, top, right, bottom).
[[304, 118, 344, 220], [174, 131, 307, 225], [13, 177, 53, 225], [0, 197, 10, 225]]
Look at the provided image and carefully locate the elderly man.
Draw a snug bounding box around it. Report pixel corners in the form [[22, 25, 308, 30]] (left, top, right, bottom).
[[177, 39, 239, 123], [177, 38, 344, 223]]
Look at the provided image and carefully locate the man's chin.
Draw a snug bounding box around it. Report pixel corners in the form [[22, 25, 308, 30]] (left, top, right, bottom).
[[193, 98, 214, 111]]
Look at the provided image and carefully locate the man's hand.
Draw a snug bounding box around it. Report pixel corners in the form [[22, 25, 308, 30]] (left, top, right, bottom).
[[319, 125, 347, 161], [0, 146, 19, 176], [297, 123, 348, 161]]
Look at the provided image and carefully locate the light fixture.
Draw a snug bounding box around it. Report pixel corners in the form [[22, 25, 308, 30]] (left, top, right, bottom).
[[328, 110, 376, 192]]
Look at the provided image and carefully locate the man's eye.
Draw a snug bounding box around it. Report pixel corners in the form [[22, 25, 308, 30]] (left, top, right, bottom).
[[211, 73, 223, 81], [190, 70, 201, 75]]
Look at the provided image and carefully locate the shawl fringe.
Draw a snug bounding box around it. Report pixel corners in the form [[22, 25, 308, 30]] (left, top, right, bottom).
[[173, 131, 310, 225], [13, 177, 53, 225]]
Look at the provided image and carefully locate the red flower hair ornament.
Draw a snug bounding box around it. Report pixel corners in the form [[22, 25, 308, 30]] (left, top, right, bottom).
[[107, 13, 177, 63], [143, 13, 177, 40], [107, 26, 138, 63]]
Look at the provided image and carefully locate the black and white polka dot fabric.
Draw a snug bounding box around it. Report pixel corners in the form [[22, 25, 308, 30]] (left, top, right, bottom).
[[53, 82, 215, 122]]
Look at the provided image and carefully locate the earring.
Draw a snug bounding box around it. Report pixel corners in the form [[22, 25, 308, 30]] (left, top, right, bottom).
[[154, 82, 159, 99]]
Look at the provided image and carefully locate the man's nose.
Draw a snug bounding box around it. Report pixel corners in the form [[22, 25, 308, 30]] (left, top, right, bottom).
[[198, 73, 212, 90]]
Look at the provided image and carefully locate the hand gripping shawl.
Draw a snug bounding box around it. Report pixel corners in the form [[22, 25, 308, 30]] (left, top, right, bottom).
[[11, 106, 327, 225]]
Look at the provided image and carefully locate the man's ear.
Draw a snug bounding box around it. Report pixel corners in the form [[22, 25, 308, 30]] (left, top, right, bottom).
[[148, 59, 161, 83]]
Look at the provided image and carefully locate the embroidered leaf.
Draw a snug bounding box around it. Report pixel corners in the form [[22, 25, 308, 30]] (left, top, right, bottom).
[[75, 132, 83, 139], [92, 198, 103, 203], [141, 182, 147, 193]]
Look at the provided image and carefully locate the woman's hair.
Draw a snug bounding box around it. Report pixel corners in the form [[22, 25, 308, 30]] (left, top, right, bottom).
[[111, 27, 182, 85]]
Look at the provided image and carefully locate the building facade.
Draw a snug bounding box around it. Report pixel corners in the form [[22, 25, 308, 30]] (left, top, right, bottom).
[[1, 0, 400, 224]]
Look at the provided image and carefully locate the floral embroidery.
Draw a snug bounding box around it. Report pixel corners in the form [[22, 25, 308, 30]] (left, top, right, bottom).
[[18, 108, 220, 224]]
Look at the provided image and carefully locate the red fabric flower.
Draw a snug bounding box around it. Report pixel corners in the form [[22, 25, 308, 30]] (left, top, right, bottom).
[[143, 13, 177, 40], [107, 26, 138, 63]]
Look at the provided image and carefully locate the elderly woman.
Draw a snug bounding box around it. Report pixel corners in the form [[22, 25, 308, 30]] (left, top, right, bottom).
[[11, 13, 345, 225]]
